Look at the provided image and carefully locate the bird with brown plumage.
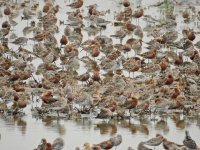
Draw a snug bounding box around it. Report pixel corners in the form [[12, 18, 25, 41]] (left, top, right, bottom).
[[94, 139, 114, 150], [123, 0, 130, 7], [121, 97, 138, 117], [140, 48, 157, 63], [66, 0, 83, 9], [91, 71, 102, 84], [60, 35, 68, 48], [164, 74, 174, 85], [174, 53, 184, 65], [171, 86, 181, 99], [77, 71, 90, 85], [159, 57, 169, 72], [41, 91, 58, 105]]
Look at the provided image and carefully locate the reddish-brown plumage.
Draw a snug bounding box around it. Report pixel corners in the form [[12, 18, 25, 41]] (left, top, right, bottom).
[[165, 74, 174, 85], [67, 0, 83, 9], [78, 72, 90, 83], [171, 87, 180, 99], [125, 21, 137, 32], [189, 50, 198, 60], [123, 0, 130, 7], [92, 72, 102, 84], [174, 53, 183, 65], [132, 60, 141, 72], [43, 5, 50, 13], [92, 46, 100, 57], [13, 83, 25, 92], [4, 7, 11, 16], [187, 31, 195, 41], [49, 74, 61, 84], [159, 57, 169, 72], [46, 143, 52, 150], [141, 49, 157, 59], [123, 97, 138, 109], [17, 99, 27, 109], [60, 35, 68, 46], [41, 91, 58, 104], [9, 71, 20, 81], [13, 92, 19, 102], [123, 43, 132, 52], [95, 140, 114, 149], [155, 36, 167, 44], [133, 8, 144, 18]]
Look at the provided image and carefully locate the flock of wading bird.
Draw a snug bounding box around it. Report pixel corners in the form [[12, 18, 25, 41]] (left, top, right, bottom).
[[0, 0, 200, 149], [33, 131, 200, 150]]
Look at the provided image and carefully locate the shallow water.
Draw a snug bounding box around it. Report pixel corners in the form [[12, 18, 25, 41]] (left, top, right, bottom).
[[1, 0, 200, 149], [1, 111, 200, 149]]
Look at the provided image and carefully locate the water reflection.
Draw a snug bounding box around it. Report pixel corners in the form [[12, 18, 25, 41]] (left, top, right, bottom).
[[41, 117, 66, 135], [0, 114, 27, 135], [94, 121, 117, 135], [0, 112, 200, 149]]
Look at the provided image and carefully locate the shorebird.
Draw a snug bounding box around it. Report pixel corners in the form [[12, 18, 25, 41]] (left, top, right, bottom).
[[123, 0, 131, 7], [94, 139, 114, 150], [110, 134, 122, 150], [171, 87, 181, 99], [60, 35, 68, 47], [174, 53, 184, 65], [182, 29, 196, 41], [164, 74, 174, 85], [91, 71, 102, 84], [36, 138, 47, 150], [77, 71, 90, 85], [97, 108, 113, 119], [22, 8, 35, 22], [16, 93, 27, 112], [140, 48, 157, 63], [111, 28, 126, 43], [132, 7, 144, 25], [183, 130, 197, 150], [159, 57, 169, 72], [41, 91, 59, 105], [125, 21, 137, 32], [121, 97, 138, 116], [66, 0, 83, 9], [163, 138, 185, 150], [11, 37, 28, 46], [144, 134, 164, 148], [52, 137, 64, 150]]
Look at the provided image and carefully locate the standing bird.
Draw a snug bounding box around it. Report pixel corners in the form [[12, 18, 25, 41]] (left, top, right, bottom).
[[52, 137, 64, 150], [140, 48, 157, 63], [122, 97, 138, 116], [66, 0, 84, 9], [77, 71, 90, 85], [183, 130, 197, 150], [174, 53, 183, 65], [60, 35, 68, 48], [4, 7, 11, 18], [110, 134, 122, 150], [164, 74, 174, 85], [11, 37, 28, 46], [144, 134, 164, 148], [41, 91, 58, 105]]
